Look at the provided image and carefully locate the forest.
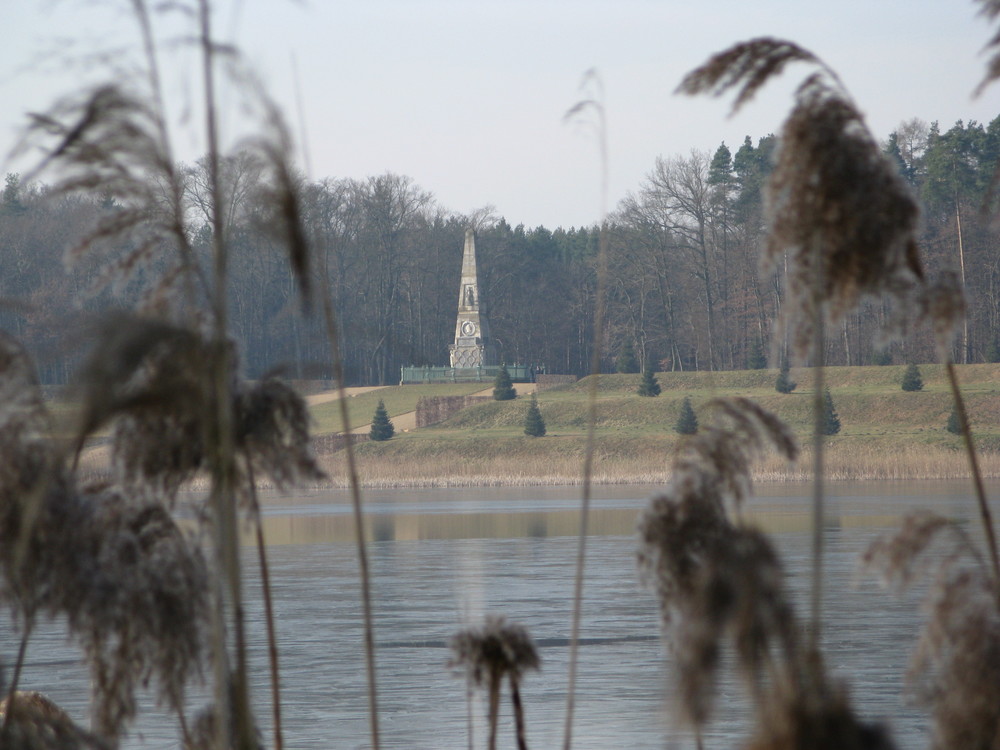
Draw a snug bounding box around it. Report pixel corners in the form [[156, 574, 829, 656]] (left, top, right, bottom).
[[1, 117, 998, 385]]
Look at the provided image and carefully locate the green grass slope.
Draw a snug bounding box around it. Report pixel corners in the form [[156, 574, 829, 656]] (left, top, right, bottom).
[[313, 364, 1000, 484]]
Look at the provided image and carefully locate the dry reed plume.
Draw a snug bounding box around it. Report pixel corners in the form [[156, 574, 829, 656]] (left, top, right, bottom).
[[449, 615, 540, 750], [0, 691, 108, 750], [0, 332, 210, 744], [862, 511, 1000, 750], [638, 398, 892, 748], [680, 38, 930, 361], [7, 3, 333, 748]]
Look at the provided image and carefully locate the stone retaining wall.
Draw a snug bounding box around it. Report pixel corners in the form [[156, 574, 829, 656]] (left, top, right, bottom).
[[416, 395, 492, 427]]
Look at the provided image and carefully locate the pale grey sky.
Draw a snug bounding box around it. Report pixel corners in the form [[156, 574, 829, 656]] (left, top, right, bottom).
[[2, 0, 999, 228]]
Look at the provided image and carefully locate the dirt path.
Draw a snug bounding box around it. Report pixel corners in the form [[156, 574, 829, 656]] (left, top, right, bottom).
[[306, 385, 388, 405], [341, 382, 537, 435]]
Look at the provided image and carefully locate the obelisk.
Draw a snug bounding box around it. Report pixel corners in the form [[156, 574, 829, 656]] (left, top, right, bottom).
[[449, 228, 496, 368]]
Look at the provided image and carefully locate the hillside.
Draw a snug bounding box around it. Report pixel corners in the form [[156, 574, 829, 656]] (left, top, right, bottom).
[[313, 364, 1000, 487]]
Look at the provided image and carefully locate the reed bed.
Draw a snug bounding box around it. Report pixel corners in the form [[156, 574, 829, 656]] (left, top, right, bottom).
[[84, 445, 1000, 490]]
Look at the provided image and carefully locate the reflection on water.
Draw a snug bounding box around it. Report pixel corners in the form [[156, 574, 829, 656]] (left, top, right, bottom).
[[1, 480, 994, 749], [250, 480, 980, 545]]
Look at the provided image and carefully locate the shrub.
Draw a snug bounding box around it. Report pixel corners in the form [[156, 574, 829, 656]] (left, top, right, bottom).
[[675, 396, 698, 435], [523, 394, 546, 437], [493, 364, 517, 401], [637, 364, 661, 397], [901, 363, 923, 392], [369, 399, 395, 441]]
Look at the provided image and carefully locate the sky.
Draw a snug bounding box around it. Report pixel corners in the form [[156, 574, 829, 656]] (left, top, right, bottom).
[[2, 0, 999, 229]]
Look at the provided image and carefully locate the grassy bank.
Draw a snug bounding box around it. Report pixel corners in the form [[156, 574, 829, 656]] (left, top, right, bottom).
[[314, 363, 1000, 487]]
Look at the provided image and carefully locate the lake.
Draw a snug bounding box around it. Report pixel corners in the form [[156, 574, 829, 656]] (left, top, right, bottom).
[[2, 480, 994, 749]]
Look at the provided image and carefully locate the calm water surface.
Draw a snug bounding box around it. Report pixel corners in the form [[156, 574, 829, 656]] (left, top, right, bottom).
[[3, 480, 994, 749]]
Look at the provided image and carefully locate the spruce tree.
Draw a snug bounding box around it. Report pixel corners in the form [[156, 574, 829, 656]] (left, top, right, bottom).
[[493, 363, 517, 401], [821, 389, 841, 436], [901, 363, 923, 392], [872, 349, 892, 366], [369, 399, 395, 441], [675, 396, 698, 435], [615, 340, 640, 374], [946, 405, 961, 435], [747, 337, 767, 370], [986, 338, 1000, 364], [775, 360, 796, 394], [637, 363, 661, 397], [523, 393, 546, 437]]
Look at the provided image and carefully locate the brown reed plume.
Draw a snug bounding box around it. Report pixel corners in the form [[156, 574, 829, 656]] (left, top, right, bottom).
[[682, 38, 925, 359], [639, 399, 893, 748], [974, 0, 1000, 95], [15, 3, 327, 745], [77, 314, 324, 750], [449, 615, 541, 750], [638, 399, 798, 723], [0, 334, 211, 743], [679, 37, 938, 654], [0, 691, 109, 750], [561, 69, 611, 750], [862, 511, 1000, 750]]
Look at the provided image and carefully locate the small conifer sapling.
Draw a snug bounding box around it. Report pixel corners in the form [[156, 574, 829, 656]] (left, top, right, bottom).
[[901, 363, 923, 392], [822, 389, 841, 436], [616, 340, 640, 374], [675, 397, 698, 435], [523, 393, 546, 437], [985, 338, 1000, 364], [775, 360, 796, 394], [638, 363, 661, 397], [493, 364, 517, 401], [946, 406, 961, 435], [747, 337, 767, 370], [369, 399, 395, 441]]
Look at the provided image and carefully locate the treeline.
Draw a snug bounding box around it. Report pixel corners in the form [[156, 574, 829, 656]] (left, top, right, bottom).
[[1, 115, 998, 384]]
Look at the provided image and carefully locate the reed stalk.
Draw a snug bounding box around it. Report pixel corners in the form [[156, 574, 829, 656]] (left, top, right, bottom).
[[246, 464, 284, 750], [562, 70, 610, 750], [320, 291, 380, 750], [809, 264, 826, 651], [945, 360, 1000, 585], [0, 618, 33, 744], [196, 2, 253, 747]]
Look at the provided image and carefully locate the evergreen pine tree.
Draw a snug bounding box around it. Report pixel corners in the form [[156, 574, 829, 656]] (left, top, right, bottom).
[[946, 405, 962, 435], [615, 340, 640, 374], [872, 349, 893, 366], [675, 396, 698, 435], [822, 389, 841, 436], [775, 360, 796, 394], [637, 363, 661, 397], [747, 337, 767, 370], [523, 393, 546, 437], [369, 399, 395, 441], [493, 363, 517, 401], [985, 337, 1000, 364], [901, 363, 923, 392]]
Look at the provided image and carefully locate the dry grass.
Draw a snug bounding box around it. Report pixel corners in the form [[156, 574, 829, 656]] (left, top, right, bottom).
[[314, 439, 1000, 488]]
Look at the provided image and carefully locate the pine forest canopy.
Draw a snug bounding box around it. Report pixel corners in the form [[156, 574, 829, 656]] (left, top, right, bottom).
[[2, 115, 998, 385]]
